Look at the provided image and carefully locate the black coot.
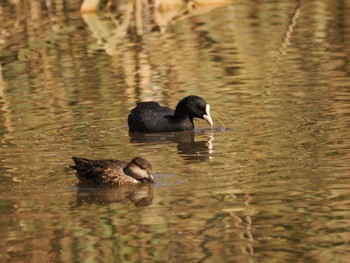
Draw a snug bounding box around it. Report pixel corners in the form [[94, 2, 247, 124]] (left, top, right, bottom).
[[128, 95, 213, 132]]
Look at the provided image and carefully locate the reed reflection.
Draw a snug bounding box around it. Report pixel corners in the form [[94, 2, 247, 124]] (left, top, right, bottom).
[[75, 184, 154, 207], [81, 0, 229, 54], [80, 0, 230, 35]]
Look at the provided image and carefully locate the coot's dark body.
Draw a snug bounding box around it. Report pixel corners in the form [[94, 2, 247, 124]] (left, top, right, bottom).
[[70, 157, 154, 186], [128, 96, 213, 133]]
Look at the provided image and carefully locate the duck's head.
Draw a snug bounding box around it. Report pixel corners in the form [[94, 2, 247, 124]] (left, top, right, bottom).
[[176, 95, 213, 127], [125, 157, 154, 183]]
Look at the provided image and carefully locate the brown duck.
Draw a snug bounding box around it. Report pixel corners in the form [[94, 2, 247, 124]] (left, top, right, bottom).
[[70, 156, 154, 186]]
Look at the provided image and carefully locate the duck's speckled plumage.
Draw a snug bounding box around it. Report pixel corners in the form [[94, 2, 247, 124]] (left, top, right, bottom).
[[70, 157, 153, 186]]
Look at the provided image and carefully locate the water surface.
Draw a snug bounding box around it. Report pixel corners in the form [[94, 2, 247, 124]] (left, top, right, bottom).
[[1, 0, 350, 262]]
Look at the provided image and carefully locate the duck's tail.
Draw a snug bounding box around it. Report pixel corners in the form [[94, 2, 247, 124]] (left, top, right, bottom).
[[70, 157, 91, 171]]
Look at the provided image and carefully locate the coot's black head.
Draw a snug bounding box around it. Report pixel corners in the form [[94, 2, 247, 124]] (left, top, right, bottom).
[[125, 157, 154, 183], [175, 96, 213, 126]]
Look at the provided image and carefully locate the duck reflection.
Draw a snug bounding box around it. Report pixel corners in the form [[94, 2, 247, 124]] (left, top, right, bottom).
[[75, 184, 154, 207], [129, 130, 214, 162]]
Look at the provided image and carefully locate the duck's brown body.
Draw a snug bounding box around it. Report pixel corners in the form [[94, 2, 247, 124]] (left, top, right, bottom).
[[70, 157, 153, 186]]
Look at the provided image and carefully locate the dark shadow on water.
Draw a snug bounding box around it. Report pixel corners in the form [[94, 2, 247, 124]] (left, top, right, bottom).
[[177, 138, 213, 162], [128, 128, 222, 162], [129, 130, 196, 144], [74, 183, 154, 207]]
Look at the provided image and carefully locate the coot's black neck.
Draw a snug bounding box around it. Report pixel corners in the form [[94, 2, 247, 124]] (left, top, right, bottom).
[[174, 101, 193, 124]]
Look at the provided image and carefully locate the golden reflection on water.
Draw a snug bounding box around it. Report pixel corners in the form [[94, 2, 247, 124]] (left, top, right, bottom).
[[1, 0, 350, 262]]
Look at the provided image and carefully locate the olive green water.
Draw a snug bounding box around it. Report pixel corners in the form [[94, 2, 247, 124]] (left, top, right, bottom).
[[1, 1, 350, 262]]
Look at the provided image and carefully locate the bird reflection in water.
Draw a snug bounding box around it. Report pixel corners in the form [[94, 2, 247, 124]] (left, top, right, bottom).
[[129, 129, 215, 162], [75, 184, 154, 207]]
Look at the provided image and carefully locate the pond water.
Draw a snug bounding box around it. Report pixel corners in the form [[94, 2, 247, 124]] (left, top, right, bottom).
[[1, 0, 350, 262]]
